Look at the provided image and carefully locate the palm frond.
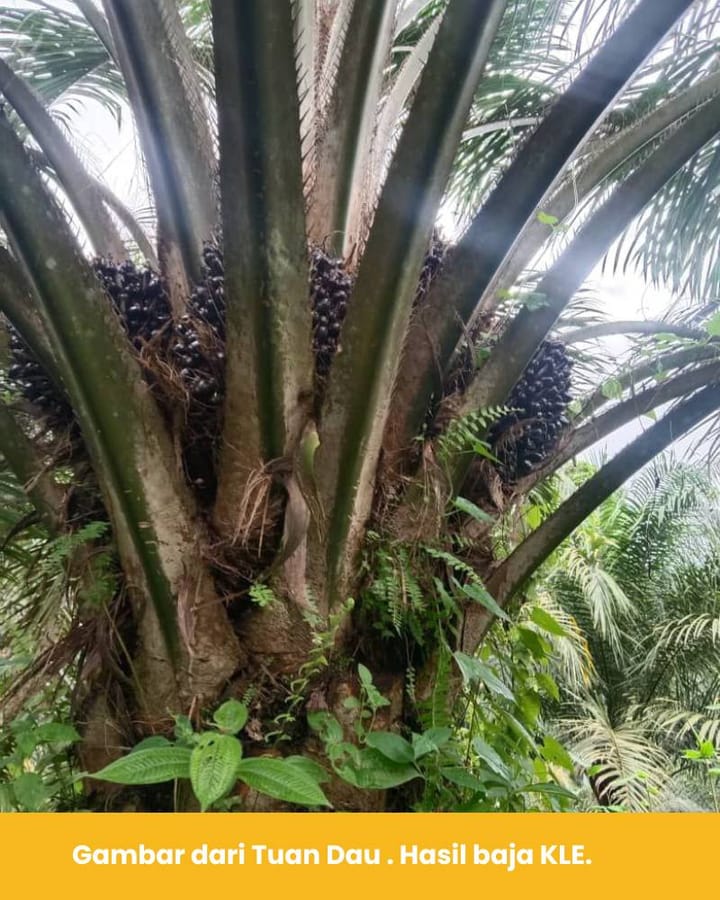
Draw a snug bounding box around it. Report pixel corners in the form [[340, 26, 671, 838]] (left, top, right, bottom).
[[560, 698, 672, 810], [0, 4, 124, 121]]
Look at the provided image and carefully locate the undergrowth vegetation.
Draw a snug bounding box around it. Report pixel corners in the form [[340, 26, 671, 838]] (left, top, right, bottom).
[[3, 452, 718, 812]]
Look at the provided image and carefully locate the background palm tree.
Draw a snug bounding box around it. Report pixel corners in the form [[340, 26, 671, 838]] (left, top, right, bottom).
[[527, 458, 720, 810], [0, 0, 719, 810]]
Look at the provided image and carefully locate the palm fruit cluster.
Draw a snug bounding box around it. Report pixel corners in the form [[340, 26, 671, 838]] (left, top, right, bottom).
[[7, 331, 72, 428], [7, 259, 174, 436], [173, 244, 227, 500], [6, 253, 227, 500], [189, 243, 226, 339], [94, 257, 172, 347], [309, 247, 352, 377], [488, 339, 573, 482], [6, 237, 452, 500], [309, 235, 446, 378]]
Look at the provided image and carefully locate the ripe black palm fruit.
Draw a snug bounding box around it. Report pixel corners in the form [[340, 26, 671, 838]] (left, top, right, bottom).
[[6, 239, 452, 497], [191, 243, 226, 338], [309, 247, 353, 377], [309, 236, 446, 378], [175, 243, 227, 501], [8, 258, 173, 424], [93, 257, 171, 348], [488, 340, 573, 483], [6, 329, 73, 428]]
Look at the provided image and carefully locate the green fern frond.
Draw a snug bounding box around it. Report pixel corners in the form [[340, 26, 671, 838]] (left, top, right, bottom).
[[437, 405, 509, 464], [417, 643, 453, 730]]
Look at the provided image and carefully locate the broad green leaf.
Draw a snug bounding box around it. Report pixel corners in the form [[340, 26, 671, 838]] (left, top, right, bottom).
[[516, 626, 551, 660], [358, 663, 373, 687], [459, 581, 510, 621], [338, 749, 421, 790], [307, 711, 344, 745], [453, 651, 514, 700], [33, 723, 81, 745], [93, 747, 192, 785], [13, 729, 38, 759], [365, 732, 415, 764], [212, 700, 248, 735], [453, 650, 480, 686], [283, 756, 331, 784], [517, 688, 542, 726], [236, 758, 330, 807], [540, 735, 573, 770], [12, 772, 49, 811], [190, 733, 243, 811], [327, 741, 363, 766], [453, 496, 494, 523], [363, 686, 391, 710], [130, 736, 173, 753], [411, 733, 437, 760], [440, 767, 488, 791], [472, 738, 510, 781], [423, 726, 453, 748], [536, 672, 560, 701], [412, 727, 453, 759], [517, 782, 576, 800], [499, 709, 537, 749], [524, 505, 543, 530], [530, 606, 568, 636]]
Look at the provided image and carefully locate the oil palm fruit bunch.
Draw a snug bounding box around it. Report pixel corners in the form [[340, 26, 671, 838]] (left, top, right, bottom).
[[94, 257, 171, 348], [7, 329, 70, 427], [7, 257, 173, 433], [488, 339, 573, 482], [309, 247, 353, 377], [6, 238, 451, 500]]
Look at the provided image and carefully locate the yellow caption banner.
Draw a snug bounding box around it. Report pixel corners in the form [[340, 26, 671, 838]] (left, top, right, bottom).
[[1, 813, 716, 897]]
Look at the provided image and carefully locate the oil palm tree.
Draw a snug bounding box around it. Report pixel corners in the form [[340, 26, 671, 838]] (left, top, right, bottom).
[[531, 458, 720, 810], [1, 0, 720, 810]]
